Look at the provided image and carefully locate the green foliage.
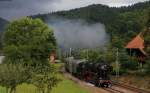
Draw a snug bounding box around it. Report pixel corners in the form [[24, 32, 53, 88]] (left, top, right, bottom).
[[32, 1, 150, 49], [75, 48, 116, 63], [0, 18, 8, 49], [86, 50, 101, 62], [146, 9, 150, 27], [144, 14, 150, 54], [3, 17, 56, 65], [111, 69, 127, 75], [0, 18, 8, 32], [30, 64, 61, 93], [111, 36, 124, 48], [121, 56, 139, 70], [0, 64, 29, 93], [0, 74, 90, 93], [51, 75, 90, 93], [1, 18, 60, 93], [145, 59, 150, 75], [104, 51, 116, 63], [145, 34, 150, 54], [77, 49, 103, 62], [0, 63, 61, 93]]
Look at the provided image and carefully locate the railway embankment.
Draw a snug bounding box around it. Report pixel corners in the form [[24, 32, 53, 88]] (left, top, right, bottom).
[[112, 74, 150, 92]]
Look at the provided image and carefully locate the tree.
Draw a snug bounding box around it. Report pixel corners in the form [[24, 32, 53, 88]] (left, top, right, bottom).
[[144, 12, 150, 54], [120, 55, 138, 71], [146, 10, 150, 27], [3, 17, 56, 65], [78, 49, 102, 62], [30, 64, 61, 93], [111, 36, 124, 48], [1, 17, 60, 93], [146, 59, 150, 75], [0, 64, 29, 93]]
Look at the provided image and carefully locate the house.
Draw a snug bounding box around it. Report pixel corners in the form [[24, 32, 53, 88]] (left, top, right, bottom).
[[125, 33, 147, 63]]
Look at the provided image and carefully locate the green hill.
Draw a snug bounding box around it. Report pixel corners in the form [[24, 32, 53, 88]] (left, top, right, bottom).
[[32, 1, 150, 48], [0, 17, 8, 32], [0, 18, 9, 49]]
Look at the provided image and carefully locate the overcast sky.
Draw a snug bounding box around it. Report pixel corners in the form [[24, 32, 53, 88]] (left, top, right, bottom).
[[0, 0, 149, 20]]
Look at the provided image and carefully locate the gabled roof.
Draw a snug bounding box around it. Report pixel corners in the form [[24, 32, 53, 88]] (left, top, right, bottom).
[[125, 34, 144, 49], [139, 48, 147, 56], [125, 33, 147, 56]]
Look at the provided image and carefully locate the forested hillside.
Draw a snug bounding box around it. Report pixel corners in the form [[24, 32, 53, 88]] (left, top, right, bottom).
[[0, 18, 8, 49], [32, 1, 150, 49], [0, 18, 8, 32]]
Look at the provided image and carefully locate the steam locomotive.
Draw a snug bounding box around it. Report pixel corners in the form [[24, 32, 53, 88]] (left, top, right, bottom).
[[65, 57, 112, 87]]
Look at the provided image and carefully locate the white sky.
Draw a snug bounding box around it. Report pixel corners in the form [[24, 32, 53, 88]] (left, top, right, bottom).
[[0, 0, 149, 20]]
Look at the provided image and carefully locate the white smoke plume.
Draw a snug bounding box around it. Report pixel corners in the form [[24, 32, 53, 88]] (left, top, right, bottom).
[[46, 18, 109, 50]]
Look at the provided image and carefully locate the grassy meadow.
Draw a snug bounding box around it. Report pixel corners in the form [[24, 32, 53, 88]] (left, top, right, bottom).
[[0, 63, 90, 93]]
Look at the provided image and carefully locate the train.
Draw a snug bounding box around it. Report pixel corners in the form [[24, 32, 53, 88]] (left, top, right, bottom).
[[65, 57, 113, 87]]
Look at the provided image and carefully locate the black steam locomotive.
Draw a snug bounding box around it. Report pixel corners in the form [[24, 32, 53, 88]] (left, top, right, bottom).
[[65, 57, 113, 87]]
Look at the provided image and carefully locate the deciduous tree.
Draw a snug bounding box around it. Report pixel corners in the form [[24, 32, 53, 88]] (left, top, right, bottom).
[[3, 17, 56, 65]]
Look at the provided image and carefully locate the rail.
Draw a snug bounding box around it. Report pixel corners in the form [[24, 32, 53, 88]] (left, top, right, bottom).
[[112, 81, 150, 93], [103, 88, 124, 93]]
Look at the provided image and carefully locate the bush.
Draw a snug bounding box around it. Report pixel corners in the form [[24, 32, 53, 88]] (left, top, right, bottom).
[[145, 59, 150, 75], [111, 68, 127, 75], [29, 64, 61, 93], [0, 64, 29, 93], [121, 60, 139, 70]]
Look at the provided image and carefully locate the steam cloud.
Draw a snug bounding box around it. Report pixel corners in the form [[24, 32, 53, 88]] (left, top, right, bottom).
[[46, 18, 109, 49]]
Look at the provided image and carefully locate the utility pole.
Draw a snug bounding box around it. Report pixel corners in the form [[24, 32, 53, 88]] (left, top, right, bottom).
[[115, 48, 119, 79], [58, 48, 62, 60], [66, 51, 68, 58], [69, 48, 73, 75], [86, 49, 89, 60]]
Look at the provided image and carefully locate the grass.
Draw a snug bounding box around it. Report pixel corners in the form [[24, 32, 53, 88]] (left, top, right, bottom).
[[51, 76, 90, 93], [0, 86, 5, 93], [0, 63, 90, 93], [0, 76, 90, 93], [53, 63, 64, 69], [51, 63, 90, 93]]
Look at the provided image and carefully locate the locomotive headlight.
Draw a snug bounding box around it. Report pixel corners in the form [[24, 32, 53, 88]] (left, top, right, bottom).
[[101, 65, 107, 70], [101, 65, 105, 70]]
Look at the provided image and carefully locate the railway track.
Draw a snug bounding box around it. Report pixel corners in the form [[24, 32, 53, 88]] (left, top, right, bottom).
[[103, 87, 124, 93], [112, 81, 150, 93], [61, 68, 150, 93]]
